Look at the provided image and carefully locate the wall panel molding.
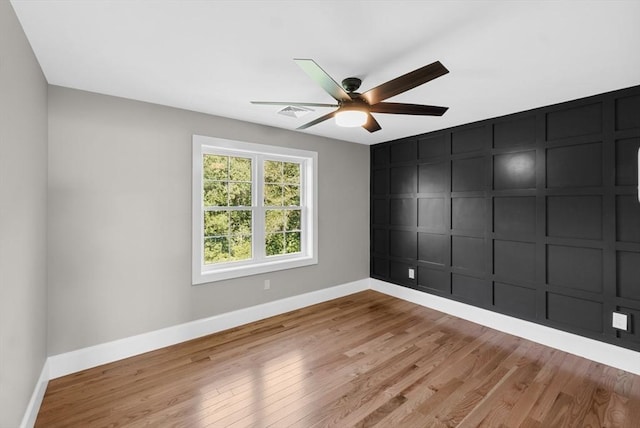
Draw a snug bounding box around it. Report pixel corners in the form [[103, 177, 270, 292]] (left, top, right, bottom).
[[371, 85, 640, 352]]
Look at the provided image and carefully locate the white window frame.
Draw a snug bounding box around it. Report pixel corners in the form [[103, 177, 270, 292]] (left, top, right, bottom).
[[192, 135, 318, 284]]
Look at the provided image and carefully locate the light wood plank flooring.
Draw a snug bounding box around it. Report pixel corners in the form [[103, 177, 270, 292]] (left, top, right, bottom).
[[36, 290, 640, 427]]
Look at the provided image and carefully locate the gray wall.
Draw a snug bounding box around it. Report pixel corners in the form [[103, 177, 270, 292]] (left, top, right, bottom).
[[47, 86, 370, 355], [0, 2, 48, 427]]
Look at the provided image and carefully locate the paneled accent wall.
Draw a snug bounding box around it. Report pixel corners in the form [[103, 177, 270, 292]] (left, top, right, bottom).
[[371, 85, 640, 351]]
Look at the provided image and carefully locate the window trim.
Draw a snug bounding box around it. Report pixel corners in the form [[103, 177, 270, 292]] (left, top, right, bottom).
[[192, 135, 318, 284]]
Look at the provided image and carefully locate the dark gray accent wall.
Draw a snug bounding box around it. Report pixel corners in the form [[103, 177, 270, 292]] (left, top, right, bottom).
[[371, 85, 640, 352]]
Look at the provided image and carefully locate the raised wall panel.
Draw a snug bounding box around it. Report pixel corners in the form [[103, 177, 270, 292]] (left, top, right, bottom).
[[452, 274, 491, 306], [493, 151, 536, 190], [418, 162, 448, 193], [547, 195, 602, 240], [494, 282, 536, 319], [372, 199, 388, 225], [372, 169, 388, 195], [389, 230, 416, 259], [372, 229, 387, 255], [617, 251, 640, 301], [452, 236, 485, 273], [372, 257, 388, 278], [616, 195, 640, 243], [493, 116, 536, 148], [452, 157, 485, 192], [615, 137, 640, 186], [494, 240, 535, 283], [493, 196, 536, 238], [390, 140, 416, 163], [618, 306, 640, 344], [390, 166, 416, 194], [389, 198, 416, 226], [372, 145, 389, 166], [418, 233, 446, 265], [452, 197, 485, 232], [546, 143, 602, 188], [616, 94, 640, 130], [547, 293, 603, 333], [452, 125, 488, 154], [546, 102, 602, 140], [417, 198, 445, 231], [418, 134, 447, 159], [390, 261, 416, 287], [547, 245, 602, 293], [417, 267, 449, 293]]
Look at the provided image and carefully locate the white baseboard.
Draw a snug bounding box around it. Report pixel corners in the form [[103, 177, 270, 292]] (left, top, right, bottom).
[[19, 359, 49, 428], [48, 278, 369, 379], [371, 278, 640, 376]]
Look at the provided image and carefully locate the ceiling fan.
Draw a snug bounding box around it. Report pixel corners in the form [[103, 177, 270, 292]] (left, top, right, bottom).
[[252, 59, 449, 133]]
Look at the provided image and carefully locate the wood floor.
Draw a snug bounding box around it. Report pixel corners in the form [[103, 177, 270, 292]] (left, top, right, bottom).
[[36, 290, 640, 427]]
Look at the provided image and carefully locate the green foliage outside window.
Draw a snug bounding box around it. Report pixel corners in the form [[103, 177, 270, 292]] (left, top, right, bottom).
[[201, 155, 303, 264], [264, 160, 302, 257], [203, 155, 252, 207], [203, 154, 252, 264], [204, 234, 252, 264]]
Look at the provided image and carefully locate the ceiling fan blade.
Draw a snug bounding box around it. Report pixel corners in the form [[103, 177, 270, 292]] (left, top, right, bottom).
[[297, 111, 337, 130], [251, 101, 339, 108], [294, 59, 351, 102], [361, 61, 449, 105], [362, 113, 382, 133], [369, 102, 448, 116]]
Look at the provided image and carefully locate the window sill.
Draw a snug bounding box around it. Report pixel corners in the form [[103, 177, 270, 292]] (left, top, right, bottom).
[[192, 255, 318, 284]]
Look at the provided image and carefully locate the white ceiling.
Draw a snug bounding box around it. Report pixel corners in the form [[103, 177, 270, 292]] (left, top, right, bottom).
[[10, 0, 640, 145]]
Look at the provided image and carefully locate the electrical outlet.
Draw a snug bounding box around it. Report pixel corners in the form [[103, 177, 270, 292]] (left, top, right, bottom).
[[264, 279, 271, 290], [612, 312, 628, 331], [408, 268, 415, 279]]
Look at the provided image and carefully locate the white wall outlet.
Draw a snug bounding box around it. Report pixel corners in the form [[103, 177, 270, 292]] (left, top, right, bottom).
[[264, 279, 271, 290], [408, 268, 415, 279], [612, 312, 628, 331]]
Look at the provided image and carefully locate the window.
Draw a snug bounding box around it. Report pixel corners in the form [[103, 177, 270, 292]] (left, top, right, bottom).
[[192, 135, 317, 284]]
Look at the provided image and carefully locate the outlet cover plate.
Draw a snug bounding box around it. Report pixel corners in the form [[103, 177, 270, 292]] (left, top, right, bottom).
[[408, 268, 415, 279], [612, 312, 628, 330]]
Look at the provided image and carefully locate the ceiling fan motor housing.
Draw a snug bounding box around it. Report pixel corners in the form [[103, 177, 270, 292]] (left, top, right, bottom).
[[341, 77, 362, 93]]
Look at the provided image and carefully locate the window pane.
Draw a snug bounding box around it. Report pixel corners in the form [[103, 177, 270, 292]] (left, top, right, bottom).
[[203, 181, 228, 206], [265, 233, 284, 256], [265, 210, 285, 233], [203, 155, 228, 180], [264, 160, 283, 183], [283, 162, 300, 184], [195, 136, 316, 282], [204, 211, 229, 236], [283, 185, 300, 206], [285, 232, 301, 254], [230, 157, 251, 181], [264, 184, 283, 206], [286, 210, 301, 231], [230, 235, 252, 261], [229, 182, 252, 206], [204, 237, 230, 264], [230, 210, 252, 234]]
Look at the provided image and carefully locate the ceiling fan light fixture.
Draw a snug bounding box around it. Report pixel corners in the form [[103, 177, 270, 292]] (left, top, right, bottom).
[[255, 59, 449, 133], [335, 109, 368, 127]]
